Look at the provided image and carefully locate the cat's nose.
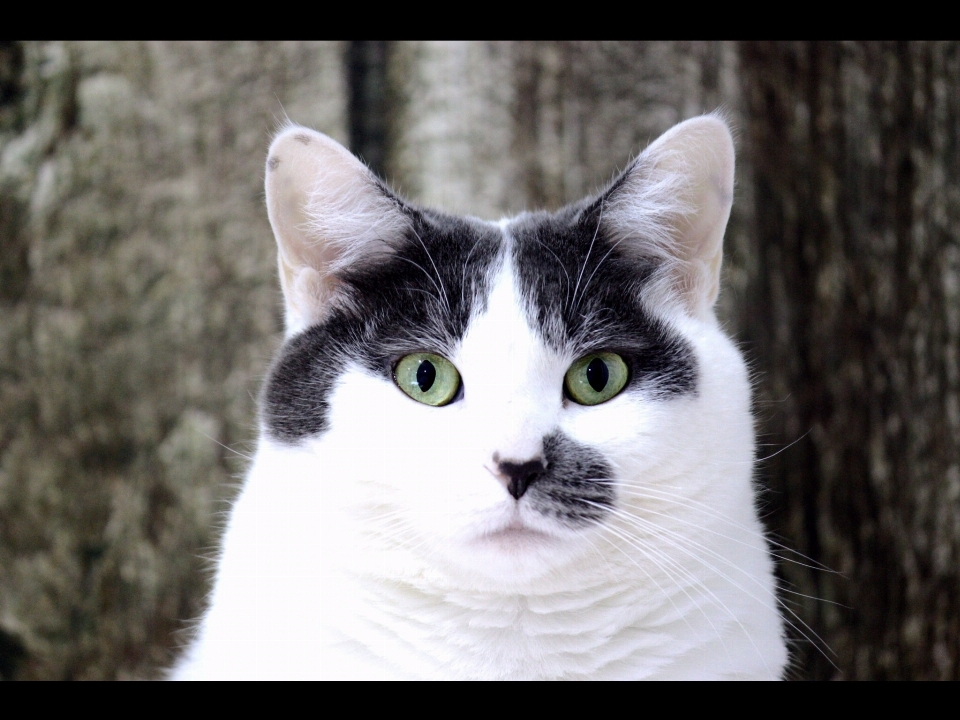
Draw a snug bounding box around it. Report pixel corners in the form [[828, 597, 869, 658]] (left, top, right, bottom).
[[494, 456, 545, 500]]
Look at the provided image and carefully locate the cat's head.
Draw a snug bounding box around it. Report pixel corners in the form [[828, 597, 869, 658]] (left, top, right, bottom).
[[258, 116, 752, 590]]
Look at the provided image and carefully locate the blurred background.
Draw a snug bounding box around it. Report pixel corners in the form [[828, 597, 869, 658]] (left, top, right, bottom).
[[0, 41, 957, 679]]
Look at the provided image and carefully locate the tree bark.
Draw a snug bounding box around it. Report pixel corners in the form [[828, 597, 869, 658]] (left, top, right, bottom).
[[1, 40, 957, 679], [0, 41, 345, 679], [740, 41, 960, 679]]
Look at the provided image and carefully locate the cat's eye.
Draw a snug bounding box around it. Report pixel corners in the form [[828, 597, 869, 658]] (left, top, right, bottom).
[[564, 352, 629, 406], [393, 352, 461, 406]]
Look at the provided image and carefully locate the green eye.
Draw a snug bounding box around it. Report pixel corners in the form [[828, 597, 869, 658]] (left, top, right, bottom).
[[564, 352, 629, 406], [394, 353, 461, 406]]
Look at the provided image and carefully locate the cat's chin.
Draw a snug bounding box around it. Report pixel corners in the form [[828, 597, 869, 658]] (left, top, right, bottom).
[[442, 515, 585, 585], [476, 520, 553, 547]]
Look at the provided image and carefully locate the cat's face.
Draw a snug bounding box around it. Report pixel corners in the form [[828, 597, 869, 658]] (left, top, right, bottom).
[[178, 116, 787, 681], [260, 117, 752, 590]]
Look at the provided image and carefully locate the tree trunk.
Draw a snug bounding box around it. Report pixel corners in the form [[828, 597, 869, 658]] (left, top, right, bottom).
[[740, 41, 960, 679], [1, 40, 957, 679], [0, 41, 345, 679]]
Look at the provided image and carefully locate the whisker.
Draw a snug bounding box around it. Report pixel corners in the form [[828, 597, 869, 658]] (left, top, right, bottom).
[[608, 490, 840, 602], [577, 235, 630, 305], [392, 255, 446, 307], [599, 502, 837, 667], [754, 430, 811, 464], [201, 433, 255, 462], [596, 509, 753, 668], [571, 199, 605, 312], [409, 224, 450, 315], [460, 237, 483, 307], [594, 530, 713, 650], [608, 482, 840, 575], [531, 236, 572, 313]]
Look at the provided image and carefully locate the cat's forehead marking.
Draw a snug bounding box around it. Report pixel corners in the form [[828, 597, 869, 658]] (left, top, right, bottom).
[[262, 213, 505, 443], [504, 208, 698, 398], [461, 257, 534, 355], [452, 258, 617, 526]]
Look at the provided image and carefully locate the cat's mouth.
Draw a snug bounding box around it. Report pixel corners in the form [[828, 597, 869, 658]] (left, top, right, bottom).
[[476, 516, 553, 545]]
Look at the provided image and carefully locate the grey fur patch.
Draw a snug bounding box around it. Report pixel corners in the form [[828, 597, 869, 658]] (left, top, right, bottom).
[[507, 188, 697, 399], [527, 431, 615, 526], [262, 205, 503, 442]]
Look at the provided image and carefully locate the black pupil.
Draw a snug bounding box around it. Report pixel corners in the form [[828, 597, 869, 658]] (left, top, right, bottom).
[[417, 360, 436, 393], [586, 357, 609, 392]]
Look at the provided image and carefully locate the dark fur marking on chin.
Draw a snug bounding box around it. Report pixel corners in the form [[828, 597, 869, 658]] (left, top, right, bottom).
[[508, 194, 697, 398], [263, 208, 503, 442], [528, 432, 615, 526], [267, 156, 280, 170]]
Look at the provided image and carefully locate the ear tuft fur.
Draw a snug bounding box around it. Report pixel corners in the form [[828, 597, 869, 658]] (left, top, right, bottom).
[[603, 113, 735, 318], [265, 124, 409, 335]]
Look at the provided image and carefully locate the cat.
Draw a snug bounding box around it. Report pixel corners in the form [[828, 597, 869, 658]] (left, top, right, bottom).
[[171, 113, 788, 679]]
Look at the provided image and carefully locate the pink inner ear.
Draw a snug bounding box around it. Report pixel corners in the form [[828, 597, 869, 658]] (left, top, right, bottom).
[[265, 125, 409, 333], [602, 115, 735, 316]]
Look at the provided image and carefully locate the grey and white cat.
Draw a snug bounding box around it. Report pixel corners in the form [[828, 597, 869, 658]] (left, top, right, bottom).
[[173, 114, 788, 679]]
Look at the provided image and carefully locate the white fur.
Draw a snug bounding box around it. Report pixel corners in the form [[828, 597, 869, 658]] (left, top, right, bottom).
[[172, 116, 787, 680], [174, 255, 786, 680]]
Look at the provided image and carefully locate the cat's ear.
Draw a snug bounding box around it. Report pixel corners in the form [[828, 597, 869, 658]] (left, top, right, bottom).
[[603, 114, 735, 318], [265, 125, 409, 335]]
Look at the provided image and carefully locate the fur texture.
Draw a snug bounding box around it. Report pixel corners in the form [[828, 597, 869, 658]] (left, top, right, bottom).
[[172, 115, 788, 680]]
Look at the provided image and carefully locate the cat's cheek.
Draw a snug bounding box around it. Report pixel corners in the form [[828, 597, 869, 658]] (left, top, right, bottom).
[[561, 394, 658, 460], [320, 370, 505, 534]]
